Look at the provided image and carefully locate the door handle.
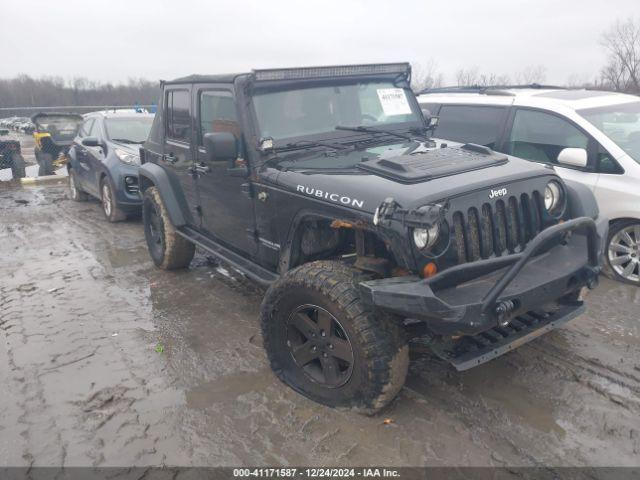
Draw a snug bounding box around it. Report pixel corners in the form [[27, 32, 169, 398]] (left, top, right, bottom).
[[192, 163, 210, 174], [163, 153, 178, 164]]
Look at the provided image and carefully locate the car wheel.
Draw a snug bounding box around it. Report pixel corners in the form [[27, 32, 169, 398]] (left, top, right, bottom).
[[142, 186, 195, 269], [606, 220, 640, 285], [10, 153, 26, 179], [38, 153, 55, 176], [261, 260, 409, 414], [100, 177, 126, 222], [68, 169, 88, 202]]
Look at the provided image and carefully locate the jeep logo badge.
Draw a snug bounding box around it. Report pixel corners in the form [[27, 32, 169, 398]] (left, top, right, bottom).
[[489, 187, 508, 199]]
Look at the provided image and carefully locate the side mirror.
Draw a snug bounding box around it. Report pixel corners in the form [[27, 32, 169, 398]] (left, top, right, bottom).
[[82, 137, 101, 147], [421, 108, 439, 130], [204, 132, 237, 162], [557, 147, 588, 168]]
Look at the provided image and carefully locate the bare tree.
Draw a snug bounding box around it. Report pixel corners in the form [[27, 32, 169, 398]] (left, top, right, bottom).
[[0, 74, 160, 116], [455, 67, 510, 87], [412, 59, 444, 92], [600, 18, 640, 93], [515, 65, 547, 85]]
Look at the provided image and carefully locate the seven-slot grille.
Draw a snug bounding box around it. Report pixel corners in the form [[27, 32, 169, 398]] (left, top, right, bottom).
[[451, 191, 545, 264]]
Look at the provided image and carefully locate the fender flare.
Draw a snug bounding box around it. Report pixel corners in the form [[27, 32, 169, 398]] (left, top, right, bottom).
[[563, 179, 600, 220], [278, 210, 413, 274], [138, 163, 191, 227]]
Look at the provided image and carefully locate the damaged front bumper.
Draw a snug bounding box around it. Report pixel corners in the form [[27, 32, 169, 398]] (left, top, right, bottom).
[[359, 216, 607, 337]]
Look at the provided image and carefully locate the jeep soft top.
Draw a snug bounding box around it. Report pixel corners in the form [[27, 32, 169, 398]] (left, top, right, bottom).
[[137, 63, 607, 412]]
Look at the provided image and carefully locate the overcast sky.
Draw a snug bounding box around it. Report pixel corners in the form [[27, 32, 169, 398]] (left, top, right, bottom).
[[1, 0, 638, 85]]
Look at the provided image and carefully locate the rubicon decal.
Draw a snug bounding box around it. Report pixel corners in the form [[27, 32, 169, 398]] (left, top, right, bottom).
[[296, 185, 364, 209], [489, 187, 508, 199]]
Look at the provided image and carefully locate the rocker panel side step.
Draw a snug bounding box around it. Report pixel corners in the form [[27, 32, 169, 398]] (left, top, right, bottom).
[[430, 303, 586, 371], [178, 226, 279, 287]]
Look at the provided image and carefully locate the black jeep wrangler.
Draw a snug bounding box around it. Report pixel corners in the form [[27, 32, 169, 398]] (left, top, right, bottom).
[[0, 130, 26, 179], [139, 63, 607, 413]]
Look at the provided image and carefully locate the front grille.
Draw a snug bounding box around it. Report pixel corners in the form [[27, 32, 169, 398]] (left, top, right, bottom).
[[451, 191, 545, 263]]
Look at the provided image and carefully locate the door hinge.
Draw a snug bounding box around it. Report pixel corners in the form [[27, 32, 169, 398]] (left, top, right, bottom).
[[246, 228, 259, 240]]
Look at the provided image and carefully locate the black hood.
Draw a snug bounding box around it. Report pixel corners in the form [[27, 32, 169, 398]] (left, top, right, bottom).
[[273, 141, 556, 214]]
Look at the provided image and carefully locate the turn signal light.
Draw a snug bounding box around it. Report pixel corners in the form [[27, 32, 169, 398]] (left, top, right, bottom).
[[423, 262, 438, 278]]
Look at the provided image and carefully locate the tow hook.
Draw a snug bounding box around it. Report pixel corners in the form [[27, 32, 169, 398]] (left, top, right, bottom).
[[494, 299, 517, 327]]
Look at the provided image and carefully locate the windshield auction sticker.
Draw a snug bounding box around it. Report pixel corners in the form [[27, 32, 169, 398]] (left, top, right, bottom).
[[376, 88, 411, 116]]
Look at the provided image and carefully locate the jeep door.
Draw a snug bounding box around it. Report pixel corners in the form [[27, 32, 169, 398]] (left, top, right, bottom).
[[193, 86, 257, 256], [161, 87, 200, 222]]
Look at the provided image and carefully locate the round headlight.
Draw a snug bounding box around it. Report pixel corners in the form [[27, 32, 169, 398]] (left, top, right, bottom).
[[544, 180, 563, 215], [413, 223, 440, 250]]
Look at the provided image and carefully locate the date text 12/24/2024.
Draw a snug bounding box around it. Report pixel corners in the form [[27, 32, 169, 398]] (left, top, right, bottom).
[[233, 468, 401, 478]]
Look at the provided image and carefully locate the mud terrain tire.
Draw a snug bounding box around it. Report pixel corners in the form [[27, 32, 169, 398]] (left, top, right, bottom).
[[142, 186, 195, 269], [261, 261, 409, 414], [10, 153, 26, 179]]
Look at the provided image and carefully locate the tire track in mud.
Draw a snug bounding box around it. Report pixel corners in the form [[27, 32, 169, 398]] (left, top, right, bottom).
[[0, 186, 184, 466], [1, 184, 639, 467]]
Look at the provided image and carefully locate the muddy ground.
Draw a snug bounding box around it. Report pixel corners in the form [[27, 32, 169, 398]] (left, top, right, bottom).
[[0, 180, 639, 468]]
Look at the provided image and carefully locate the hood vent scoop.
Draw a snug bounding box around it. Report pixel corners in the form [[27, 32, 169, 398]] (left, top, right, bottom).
[[357, 143, 508, 184]]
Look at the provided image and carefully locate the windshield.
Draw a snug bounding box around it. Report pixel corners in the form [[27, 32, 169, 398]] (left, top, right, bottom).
[[105, 116, 154, 143], [252, 81, 421, 142], [578, 101, 640, 164]]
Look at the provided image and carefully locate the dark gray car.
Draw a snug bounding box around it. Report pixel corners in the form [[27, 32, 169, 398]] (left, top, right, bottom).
[[67, 110, 154, 221]]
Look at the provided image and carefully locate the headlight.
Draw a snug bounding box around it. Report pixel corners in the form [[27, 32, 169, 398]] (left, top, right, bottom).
[[413, 223, 440, 250], [115, 148, 140, 165], [544, 180, 563, 215]]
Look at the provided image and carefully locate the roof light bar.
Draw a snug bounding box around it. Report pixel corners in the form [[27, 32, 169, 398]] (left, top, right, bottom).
[[252, 63, 411, 82]]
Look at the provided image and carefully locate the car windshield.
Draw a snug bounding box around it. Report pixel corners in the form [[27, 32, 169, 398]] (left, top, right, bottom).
[[105, 116, 154, 143], [252, 81, 422, 142], [578, 101, 640, 164]]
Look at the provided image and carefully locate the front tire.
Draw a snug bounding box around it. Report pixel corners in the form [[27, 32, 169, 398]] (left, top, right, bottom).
[[261, 261, 409, 414], [142, 186, 195, 269], [100, 177, 127, 222], [606, 220, 640, 285], [10, 153, 26, 179]]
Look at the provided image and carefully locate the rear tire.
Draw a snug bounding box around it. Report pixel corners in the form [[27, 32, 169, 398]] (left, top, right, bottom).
[[100, 177, 127, 222], [142, 186, 195, 269], [68, 169, 88, 202], [38, 153, 54, 176], [261, 261, 409, 414], [10, 153, 26, 179]]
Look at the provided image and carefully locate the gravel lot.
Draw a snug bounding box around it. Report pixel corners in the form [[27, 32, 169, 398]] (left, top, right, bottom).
[[0, 160, 639, 467]]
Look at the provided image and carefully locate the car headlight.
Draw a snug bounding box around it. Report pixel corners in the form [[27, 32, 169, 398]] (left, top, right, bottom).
[[413, 223, 440, 250], [544, 180, 564, 215], [115, 148, 140, 165]]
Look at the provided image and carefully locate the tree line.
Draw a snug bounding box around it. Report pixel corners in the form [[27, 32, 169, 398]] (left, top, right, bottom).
[[0, 77, 160, 115]]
